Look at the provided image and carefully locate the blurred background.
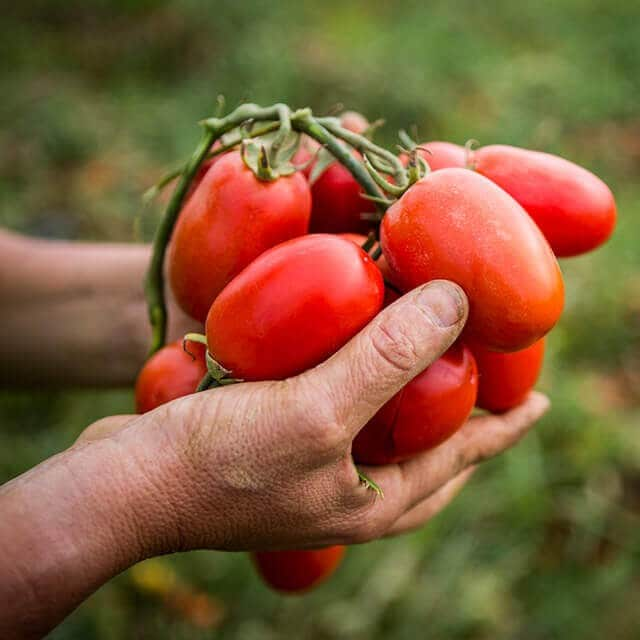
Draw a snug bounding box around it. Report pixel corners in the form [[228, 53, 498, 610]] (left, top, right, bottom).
[[1, 1, 639, 638]]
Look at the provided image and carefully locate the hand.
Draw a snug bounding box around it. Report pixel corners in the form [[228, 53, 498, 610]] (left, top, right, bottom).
[[1, 280, 549, 638], [78, 280, 549, 552]]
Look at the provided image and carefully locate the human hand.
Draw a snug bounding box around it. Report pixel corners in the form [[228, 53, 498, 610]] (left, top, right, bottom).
[[77, 280, 549, 554]]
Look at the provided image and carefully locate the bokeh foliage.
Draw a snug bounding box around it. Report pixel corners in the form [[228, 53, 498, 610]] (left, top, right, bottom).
[[1, 1, 639, 638]]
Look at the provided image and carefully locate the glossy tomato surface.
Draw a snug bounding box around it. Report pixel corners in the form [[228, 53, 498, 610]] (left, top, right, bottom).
[[134, 341, 207, 413], [472, 338, 545, 413], [309, 154, 376, 234], [169, 151, 311, 322], [474, 145, 616, 257], [381, 168, 564, 352], [412, 141, 466, 171], [252, 546, 346, 593], [206, 234, 384, 381], [352, 343, 478, 464]]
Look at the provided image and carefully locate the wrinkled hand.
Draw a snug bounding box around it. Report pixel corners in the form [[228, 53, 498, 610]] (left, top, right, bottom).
[[78, 280, 549, 553]]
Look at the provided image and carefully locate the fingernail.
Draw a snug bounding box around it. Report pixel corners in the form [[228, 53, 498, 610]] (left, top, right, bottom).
[[417, 281, 467, 327]]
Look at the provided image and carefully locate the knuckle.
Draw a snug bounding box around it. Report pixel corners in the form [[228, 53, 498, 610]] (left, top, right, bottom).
[[369, 318, 421, 374]]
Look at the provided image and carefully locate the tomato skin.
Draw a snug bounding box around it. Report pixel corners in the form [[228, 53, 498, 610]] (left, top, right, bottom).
[[471, 338, 545, 413], [339, 233, 400, 308], [134, 341, 207, 413], [206, 234, 384, 381], [252, 546, 346, 593], [381, 168, 564, 352], [169, 151, 312, 322], [297, 111, 375, 234], [352, 343, 478, 464], [411, 141, 466, 171], [338, 111, 369, 135], [309, 156, 376, 234], [474, 145, 617, 257]]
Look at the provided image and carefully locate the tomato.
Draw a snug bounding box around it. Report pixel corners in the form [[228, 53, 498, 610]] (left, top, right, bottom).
[[352, 343, 478, 464], [474, 145, 617, 257], [134, 341, 207, 413], [339, 233, 400, 308], [338, 110, 369, 135], [471, 338, 545, 413], [169, 151, 311, 322], [252, 546, 346, 593], [206, 234, 384, 381], [405, 141, 466, 171], [308, 152, 376, 234], [381, 168, 564, 352]]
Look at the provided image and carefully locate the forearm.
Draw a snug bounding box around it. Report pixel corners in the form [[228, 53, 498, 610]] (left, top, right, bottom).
[[0, 230, 174, 387], [0, 414, 181, 639]]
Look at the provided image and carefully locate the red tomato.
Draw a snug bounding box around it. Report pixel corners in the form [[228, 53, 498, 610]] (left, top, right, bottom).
[[352, 343, 478, 464], [338, 111, 369, 134], [405, 141, 466, 171], [471, 338, 545, 413], [206, 234, 384, 381], [134, 341, 207, 413], [381, 168, 564, 352], [169, 151, 311, 322], [474, 145, 617, 257], [309, 153, 376, 234], [339, 233, 399, 307], [252, 546, 346, 593]]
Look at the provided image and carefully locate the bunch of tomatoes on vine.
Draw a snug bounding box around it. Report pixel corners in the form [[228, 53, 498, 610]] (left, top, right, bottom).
[[134, 101, 616, 594]]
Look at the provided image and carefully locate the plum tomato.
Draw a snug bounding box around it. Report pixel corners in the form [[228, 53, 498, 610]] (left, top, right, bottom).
[[251, 546, 346, 594], [169, 151, 311, 323], [352, 343, 478, 464], [471, 338, 545, 413], [206, 234, 384, 381], [474, 145, 616, 257], [134, 340, 207, 413], [381, 168, 564, 352]]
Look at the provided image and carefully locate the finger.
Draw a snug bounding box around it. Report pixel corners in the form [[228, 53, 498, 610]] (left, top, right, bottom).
[[75, 414, 137, 444], [298, 280, 468, 439], [384, 467, 475, 537], [355, 392, 549, 515]]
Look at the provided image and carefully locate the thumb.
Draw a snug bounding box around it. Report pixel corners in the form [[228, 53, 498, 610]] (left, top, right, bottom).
[[300, 279, 468, 438]]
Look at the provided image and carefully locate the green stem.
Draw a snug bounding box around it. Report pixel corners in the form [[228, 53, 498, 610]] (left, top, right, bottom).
[[317, 117, 408, 190], [292, 111, 388, 211], [143, 121, 283, 202], [357, 469, 384, 498], [196, 372, 220, 392], [144, 129, 217, 355]]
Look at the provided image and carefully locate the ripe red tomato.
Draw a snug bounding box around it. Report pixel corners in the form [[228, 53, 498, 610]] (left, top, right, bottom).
[[309, 152, 376, 234], [471, 338, 545, 413], [474, 145, 617, 257], [169, 151, 311, 322], [406, 141, 466, 171], [338, 110, 369, 134], [134, 341, 207, 413], [339, 233, 400, 307], [252, 546, 346, 593], [381, 168, 564, 352], [206, 234, 384, 381], [352, 343, 478, 464]]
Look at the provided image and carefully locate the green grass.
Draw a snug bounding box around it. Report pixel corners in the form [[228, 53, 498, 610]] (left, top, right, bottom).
[[2, 1, 640, 638]]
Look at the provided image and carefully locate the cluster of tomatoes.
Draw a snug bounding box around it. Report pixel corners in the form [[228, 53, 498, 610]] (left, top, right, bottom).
[[135, 107, 616, 594]]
